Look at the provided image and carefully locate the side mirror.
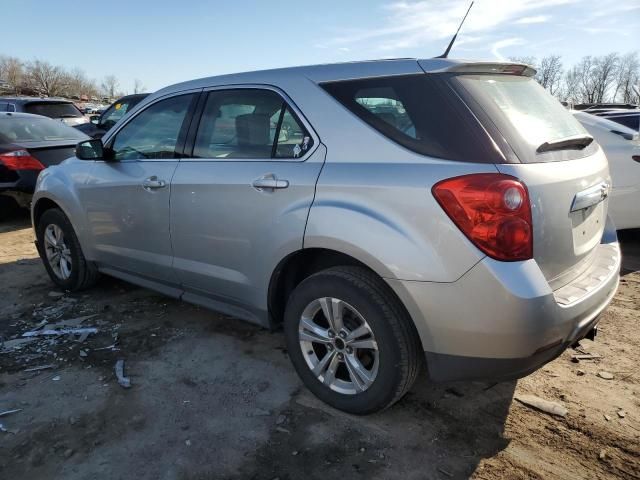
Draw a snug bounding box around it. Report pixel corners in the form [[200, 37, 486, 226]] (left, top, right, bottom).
[[76, 139, 112, 160]]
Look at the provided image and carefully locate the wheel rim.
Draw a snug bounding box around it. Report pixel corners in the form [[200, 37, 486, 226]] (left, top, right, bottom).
[[43, 224, 72, 280], [298, 297, 379, 395]]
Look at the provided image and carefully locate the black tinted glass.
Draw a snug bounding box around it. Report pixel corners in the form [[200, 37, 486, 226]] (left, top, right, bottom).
[[321, 74, 499, 163], [24, 102, 83, 118]]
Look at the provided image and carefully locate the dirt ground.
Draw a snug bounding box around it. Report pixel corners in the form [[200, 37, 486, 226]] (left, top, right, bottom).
[[0, 214, 638, 480]]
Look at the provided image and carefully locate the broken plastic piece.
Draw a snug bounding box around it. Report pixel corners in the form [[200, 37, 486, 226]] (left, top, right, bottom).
[[115, 359, 131, 388]]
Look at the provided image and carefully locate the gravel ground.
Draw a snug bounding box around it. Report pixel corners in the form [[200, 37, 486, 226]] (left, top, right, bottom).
[[0, 214, 638, 480]]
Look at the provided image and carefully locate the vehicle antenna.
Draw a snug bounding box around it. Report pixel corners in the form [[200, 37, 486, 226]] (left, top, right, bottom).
[[436, 1, 474, 59]]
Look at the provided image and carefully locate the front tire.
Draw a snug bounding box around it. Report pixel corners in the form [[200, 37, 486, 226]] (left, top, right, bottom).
[[36, 208, 99, 291], [284, 266, 422, 414]]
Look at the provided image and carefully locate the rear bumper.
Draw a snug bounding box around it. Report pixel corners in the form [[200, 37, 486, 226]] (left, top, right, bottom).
[[387, 230, 620, 382]]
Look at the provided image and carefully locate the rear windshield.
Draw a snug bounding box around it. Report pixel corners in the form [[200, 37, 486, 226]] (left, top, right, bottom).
[[0, 116, 87, 143], [321, 74, 502, 163], [453, 75, 593, 163], [24, 102, 83, 118]]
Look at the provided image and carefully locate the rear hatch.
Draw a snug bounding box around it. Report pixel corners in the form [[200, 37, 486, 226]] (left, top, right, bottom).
[[446, 67, 610, 288], [24, 101, 88, 126]]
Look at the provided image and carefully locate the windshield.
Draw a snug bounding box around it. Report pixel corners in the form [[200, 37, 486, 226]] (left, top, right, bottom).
[[24, 102, 83, 118], [100, 97, 145, 130], [454, 75, 592, 163], [0, 116, 88, 143]]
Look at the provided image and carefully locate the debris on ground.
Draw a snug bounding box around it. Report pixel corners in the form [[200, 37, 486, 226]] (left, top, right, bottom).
[[115, 359, 131, 388], [0, 409, 22, 418], [48, 291, 65, 298], [571, 353, 602, 362], [23, 364, 55, 372], [597, 371, 614, 380], [22, 327, 98, 338], [617, 410, 626, 418], [52, 375, 60, 381], [515, 394, 568, 417], [437, 466, 454, 477]]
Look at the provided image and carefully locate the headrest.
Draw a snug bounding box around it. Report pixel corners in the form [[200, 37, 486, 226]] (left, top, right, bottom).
[[235, 113, 270, 147]]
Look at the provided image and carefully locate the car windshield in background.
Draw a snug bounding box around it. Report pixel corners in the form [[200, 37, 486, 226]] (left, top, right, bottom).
[[0, 116, 87, 143], [454, 75, 592, 163], [101, 99, 141, 129], [24, 102, 83, 118]]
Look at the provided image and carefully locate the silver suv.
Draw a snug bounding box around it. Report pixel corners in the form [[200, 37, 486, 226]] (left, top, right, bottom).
[[31, 59, 620, 414]]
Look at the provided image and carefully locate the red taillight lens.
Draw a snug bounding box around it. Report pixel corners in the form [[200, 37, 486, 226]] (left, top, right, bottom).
[[432, 173, 533, 261], [0, 150, 45, 171]]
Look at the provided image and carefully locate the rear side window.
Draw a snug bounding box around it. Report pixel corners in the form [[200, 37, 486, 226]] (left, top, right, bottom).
[[0, 116, 87, 143], [193, 89, 313, 160], [321, 75, 500, 163], [24, 102, 83, 118], [606, 114, 639, 131]]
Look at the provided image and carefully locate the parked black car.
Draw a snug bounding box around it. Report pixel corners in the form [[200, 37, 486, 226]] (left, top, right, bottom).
[[0, 97, 88, 127], [0, 112, 88, 216], [75, 93, 148, 138], [598, 110, 640, 131]]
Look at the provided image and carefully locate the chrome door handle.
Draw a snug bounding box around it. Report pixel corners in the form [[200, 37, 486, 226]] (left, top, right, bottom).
[[252, 174, 289, 191], [142, 176, 166, 190]]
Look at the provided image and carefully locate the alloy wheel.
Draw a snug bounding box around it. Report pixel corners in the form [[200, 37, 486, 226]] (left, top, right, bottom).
[[298, 297, 379, 395], [43, 224, 72, 280]]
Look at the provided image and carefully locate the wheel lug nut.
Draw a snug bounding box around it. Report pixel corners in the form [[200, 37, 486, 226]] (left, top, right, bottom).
[[327, 344, 333, 351], [346, 347, 353, 354], [338, 353, 344, 360], [328, 330, 335, 338], [339, 331, 346, 339]]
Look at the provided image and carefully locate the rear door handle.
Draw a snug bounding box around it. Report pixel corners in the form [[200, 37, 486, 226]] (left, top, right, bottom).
[[142, 176, 166, 190], [252, 174, 289, 191]]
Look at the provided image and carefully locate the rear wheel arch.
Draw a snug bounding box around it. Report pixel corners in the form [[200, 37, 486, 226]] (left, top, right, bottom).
[[267, 248, 415, 331]]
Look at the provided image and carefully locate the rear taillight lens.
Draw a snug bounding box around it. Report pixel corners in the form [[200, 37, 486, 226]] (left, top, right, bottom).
[[432, 173, 533, 261], [0, 150, 45, 171]]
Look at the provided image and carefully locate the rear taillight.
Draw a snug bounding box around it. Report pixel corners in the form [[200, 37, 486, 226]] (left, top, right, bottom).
[[432, 173, 533, 261], [0, 150, 45, 171]]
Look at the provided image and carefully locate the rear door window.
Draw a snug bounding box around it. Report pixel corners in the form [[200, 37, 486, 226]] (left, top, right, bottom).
[[193, 89, 313, 160], [321, 75, 500, 163]]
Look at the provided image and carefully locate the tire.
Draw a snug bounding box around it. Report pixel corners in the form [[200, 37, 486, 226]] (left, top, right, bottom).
[[36, 208, 99, 291], [0, 195, 20, 221], [284, 266, 422, 414]]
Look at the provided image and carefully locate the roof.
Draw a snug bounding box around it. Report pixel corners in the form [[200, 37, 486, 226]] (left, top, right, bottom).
[[0, 111, 56, 119], [153, 58, 530, 97], [0, 96, 74, 104]]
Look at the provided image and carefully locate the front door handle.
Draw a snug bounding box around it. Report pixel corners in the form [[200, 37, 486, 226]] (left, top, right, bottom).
[[142, 176, 166, 190], [252, 174, 289, 191]]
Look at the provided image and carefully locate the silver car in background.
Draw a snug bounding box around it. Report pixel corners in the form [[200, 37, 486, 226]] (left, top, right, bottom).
[[31, 59, 620, 414]]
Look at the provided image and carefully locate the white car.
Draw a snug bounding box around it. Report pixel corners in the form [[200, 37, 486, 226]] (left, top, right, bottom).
[[574, 111, 640, 230]]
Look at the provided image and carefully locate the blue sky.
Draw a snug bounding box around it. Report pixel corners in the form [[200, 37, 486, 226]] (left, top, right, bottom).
[[3, 0, 639, 92]]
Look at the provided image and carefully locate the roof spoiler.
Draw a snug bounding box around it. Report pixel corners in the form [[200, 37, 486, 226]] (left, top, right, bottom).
[[420, 59, 537, 77]]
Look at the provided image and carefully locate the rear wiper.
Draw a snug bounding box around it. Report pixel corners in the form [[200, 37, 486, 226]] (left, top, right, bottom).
[[611, 130, 637, 141], [536, 134, 594, 153]]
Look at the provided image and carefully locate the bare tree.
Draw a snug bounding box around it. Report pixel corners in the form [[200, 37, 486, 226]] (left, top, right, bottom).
[[0, 56, 25, 94], [561, 66, 581, 104], [537, 55, 563, 95], [133, 79, 146, 94], [101, 75, 119, 99], [25, 60, 67, 96], [592, 53, 619, 103], [614, 52, 640, 103]]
